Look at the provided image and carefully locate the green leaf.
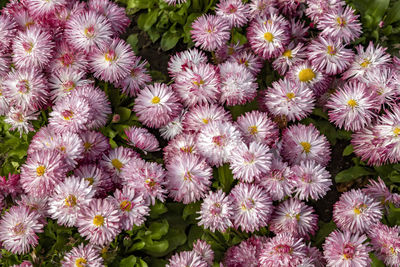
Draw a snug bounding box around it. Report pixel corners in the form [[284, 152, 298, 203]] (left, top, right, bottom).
[[156, 13, 170, 30], [126, 0, 155, 9], [387, 203, 400, 226], [148, 220, 169, 240], [160, 26, 181, 51], [128, 241, 146, 252], [147, 26, 161, 43], [312, 221, 336, 247], [337, 129, 352, 140], [231, 29, 247, 45], [140, 9, 159, 31], [335, 166, 375, 183], [115, 107, 132, 122], [386, 1, 400, 24], [366, 0, 390, 22], [312, 107, 329, 120], [342, 145, 353, 156], [217, 164, 234, 193], [187, 225, 204, 247], [120, 255, 137, 267], [388, 170, 400, 183], [136, 259, 148, 267], [126, 34, 139, 53], [182, 201, 201, 220], [149, 201, 168, 219], [370, 253, 386, 267], [144, 240, 169, 254], [147, 259, 168, 267]]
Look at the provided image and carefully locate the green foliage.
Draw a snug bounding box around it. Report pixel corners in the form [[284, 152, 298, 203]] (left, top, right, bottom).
[[335, 166, 375, 183]]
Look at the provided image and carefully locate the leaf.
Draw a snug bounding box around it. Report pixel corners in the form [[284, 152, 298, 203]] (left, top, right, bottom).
[[366, 0, 390, 22], [148, 219, 169, 240], [115, 107, 132, 122], [386, 1, 400, 24], [147, 26, 161, 43], [143, 240, 169, 255], [141, 9, 159, 31], [312, 107, 329, 120], [342, 145, 353, 156], [187, 225, 204, 247], [370, 253, 386, 267], [149, 201, 168, 219], [312, 221, 336, 247], [182, 201, 201, 220], [126, 34, 139, 53], [231, 29, 247, 45], [136, 259, 148, 267], [335, 166, 375, 183], [388, 170, 400, 183], [387, 203, 400, 226], [127, 241, 146, 253], [217, 164, 234, 193], [160, 26, 181, 51], [120, 255, 137, 267], [126, 0, 154, 9]]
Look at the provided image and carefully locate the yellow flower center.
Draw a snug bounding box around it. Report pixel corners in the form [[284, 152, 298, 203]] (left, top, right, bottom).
[[192, 80, 204, 86], [180, 146, 193, 153], [360, 59, 370, 68], [393, 127, 400, 137], [64, 194, 77, 207], [286, 92, 295, 100], [298, 68, 315, 82], [104, 50, 116, 62], [36, 165, 46, 177], [327, 45, 336, 55], [347, 99, 358, 108], [13, 222, 26, 235], [202, 118, 209, 124], [93, 215, 104, 227], [120, 200, 133, 211], [282, 50, 292, 58], [62, 110, 74, 120], [111, 158, 123, 171], [300, 142, 311, 153], [75, 257, 87, 267], [84, 142, 92, 151], [264, 32, 274, 42], [85, 177, 94, 185], [248, 125, 258, 135], [183, 172, 193, 181], [336, 17, 346, 26], [151, 96, 160, 104]]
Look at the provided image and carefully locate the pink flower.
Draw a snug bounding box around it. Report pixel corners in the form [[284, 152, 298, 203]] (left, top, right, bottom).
[[117, 56, 151, 97], [272, 42, 307, 75], [125, 126, 160, 153], [61, 243, 104, 267], [4, 107, 37, 135], [368, 223, 400, 267], [48, 39, 89, 73], [88, 0, 130, 35], [198, 190, 233, 232], [0, 14, 17, 52], [25, 0, 66, 18], [216, 0, 250, 28], [163, 133, 199, 164], [74, 164, 113, 198], [228, 50, 264, 76], [168, 48, 207, 79], [224, 236, 268, 267], [363, 177, 400, 208], [193, 240, 214, 266], [79, 130, 111, 163], [167, 251, 208, 267]]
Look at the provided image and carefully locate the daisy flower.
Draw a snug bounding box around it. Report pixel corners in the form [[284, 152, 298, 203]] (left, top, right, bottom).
[[375, 105, 400, 163], [61, 243, 103, 267], [259, 233, 307, 267], [229, 183, 273, 232], [193, 240, 214, 266], [0, 14, 17, 52], [48, 177, 94, 227], [307, 36, 354, 75], [167, 251, 208, 267], [111, 186, 149, 230], [191, 14, 231, 51], [215, 41, 243, 63], [48, 94, 92, 133], [291, 161, 332, 201], [134, 83, 182, 128], [0, 206, 43, 255], [50, 1, 86, 29], [272, 42, 307, 75], [125, 126, 160, 153], [3, 68, 49, 111], [65, 10, 113, 53], [166, 153, 212, 204], [342, 42, 391, 81], [0, 79, 9, 116], [121, 159, 167, 205], [289, 19, 309, 43], [247, 14, 290, 59], [79, 131, 110, 163], [333, 189, 383, 233], [229, 141, 272, 183], [100, 146, 139, 183], [196, 121, 242, 167], [90, 38, 134, 83], [49, 69, 92, 103], [323, 230, 371, 266], [326, 80, 378, 132], [74, 164, 113, 198], [368, 223, 400, 267], [264, 77, 315, 122], [182, 103, 231, 133], [224, 236, 268, 267], [228, 50, 264, 76], [25, 0, 66, 18], [0, 52, 11, 77], [198, 190, 233, 232], [269, 198, 318, 239], [159, 115, 184, 141], [0, 173, 23, 198], [248, 0, 278, 19], [281, 123, 331, 166], [219, 61, 258, 106], [76, 198, 121, 246], [4, 107, 37, 135], [305, 0, 344, 23], [168, 48, 207, 79], [12, 27, 54, 70], [51, 131, 84, 170], [48, 39, 89, 73], [117, 56, 151, 97], [163, 133, 199, 164], [318, 5, 362, 44], [363, 177, 400, 208], [258, 158, 296, 201], [164, 0, 188, 5], [215, 0, 250, 28], [20, 150, 68, 197], [173, 63, 220, 107], [16, 194, 48, 223], [363, 68, 397, 106]]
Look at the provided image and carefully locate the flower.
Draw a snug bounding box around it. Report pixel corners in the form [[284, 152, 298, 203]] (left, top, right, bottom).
[[173, 63, 220, 107], [0, 14, 17, 52], [196, 121, 242, 167], [333, 189, 383, 233], [368, 223, 400, 267], [307, 36, 354, 75], [168, 48, 207, 79], [198, 190, 233, 232], [229, 141, 272, 183], [215, 0, 250, 28], [48, 177, 94, 227], [247, 14, 290, 59], [90, 38, 134, 83], [12, 27, 54, 70], [166, 153, 212, 204], [50, 131, 84, 170], [4, 107, 37, 135], [61, 243, 104, 267], [49, 69, 92, 103], [193, 240, 214, 266], [117, 56, 151, 97], [134, 83, 182, 128], [363, 177, 400, 207], [224, 236, 268, 267], [125, 126, 160, 153], [229, 183, 273, 232], [363, 68, 397, 106], [159, 115, 184, 141], [228, 50, 264, 76], [258, 233, 307, 267], [15, 194, 48, 224], [48, 39, 89, 73], [326, 80, 378, 132], [65, 10, 113, 53], [182, 103, 231, 133], [191, 14, 231, 51], [281, 123, 331, 166], [74, 164, 113, 198], [26, 0, 66, 18], [269, 198, 318, 239], [264, 77, 315, 122], [323, 230, 371, 266], [163, 133, 199, 164], [376, 105, 400, 163], [111, 185, 149, 230], [20, 150, 68, 197], [167, 251, 208, 267], [0, 205, 43, 254], [79, 130, 111, 163], [164, 0, 188, 5], [219, 61, 258, 106], [305, 0, 344, 23], [291, 161, 332, 201], [77, 198, 121, 246], [273, 42, 307, 75]]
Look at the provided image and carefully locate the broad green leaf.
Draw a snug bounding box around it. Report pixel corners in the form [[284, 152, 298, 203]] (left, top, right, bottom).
[[160, 27, 181, 51], [147, 26, 161, 43], [388, 170, 400, 183], [342, 144, 353, 156], [187, 225, 204, 247], [183, 201, 201, 220], [142, 9, 159, 31], [126, 0, 155, 9], [335, 166, 375, 183], [370, 253, 386, 267], [128, 241, 146, 252], [147, 259, 168, 267], [386, 1, 400, 24], [126, 34, 139, 53], [231, 29, 247, 45], [366, 0, 390, 22], [149, 201, 168, 219], [120, 255, 137, 267], [387, 203, 400, 226], [312, 221, 336, 247], [312, 107, 329, 120], [156, 13, 170, 30], [144, 240, 169, 254], [217, 164, 234, 193], [115, 107, 131, 122], [148, 220, 169, 240], [136, 259, 148, 267]]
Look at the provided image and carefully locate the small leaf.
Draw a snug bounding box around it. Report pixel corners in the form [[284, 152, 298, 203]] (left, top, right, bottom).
[[342, 145, 353, 156], [386, 1, 400, 24], [312, 221, 336, 247], [148, 219, 169, 240], [120, 255, 137, 267], [160, 26, 181, 51], [183, 202, 201, 220], [144, 240, 169, 254], [144, 9, 159, 31], [388, 170, 400, 183], [312, 107, 329, 120], [126, 34, 139, 53], [370, 253, 386, 267], [128, 241, 146, 252], [335, 166, 375, 183], [217, 164, 234, 193], [150, 201, 168, 219], [387, 203, 400, 226], [115, 107, 132, 122]]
